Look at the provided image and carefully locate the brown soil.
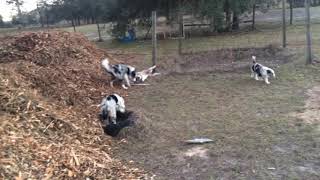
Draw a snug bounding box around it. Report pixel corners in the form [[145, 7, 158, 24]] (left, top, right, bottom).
[[295, 86, 320, 124]]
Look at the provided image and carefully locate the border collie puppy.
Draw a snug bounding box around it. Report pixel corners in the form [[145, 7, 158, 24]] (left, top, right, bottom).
[[99, 94, 125, 125], [101, 58, 136, 89], [251, 56, 275, 84], [135, 65, 158, 83]]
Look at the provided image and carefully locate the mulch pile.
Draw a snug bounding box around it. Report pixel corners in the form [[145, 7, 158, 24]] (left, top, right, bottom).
[[0, 31, 147, 179], [0, 31, 128, 107]]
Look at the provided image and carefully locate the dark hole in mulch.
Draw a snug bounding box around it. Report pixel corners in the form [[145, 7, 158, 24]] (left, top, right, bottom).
[[102, 111, 138, 137]]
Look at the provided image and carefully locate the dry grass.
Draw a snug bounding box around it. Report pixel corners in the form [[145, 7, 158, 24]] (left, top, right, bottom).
[[98, 23, 320, 179], [115, 51, 320, 179]]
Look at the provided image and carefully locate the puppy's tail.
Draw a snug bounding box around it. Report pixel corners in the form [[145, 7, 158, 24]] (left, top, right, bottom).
[[252, 56, 256, 64], [101, 58, 112, 72]]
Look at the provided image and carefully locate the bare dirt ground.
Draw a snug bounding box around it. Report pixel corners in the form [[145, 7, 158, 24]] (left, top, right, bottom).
[[295, 86, 320, 124], [114, 48, 320, 179]]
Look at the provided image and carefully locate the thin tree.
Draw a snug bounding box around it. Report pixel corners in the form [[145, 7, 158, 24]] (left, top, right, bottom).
[[252, 0, 256, 30], [305, 0, 312, 64], [93, 0, 104, 42], [225, 0, 232, 31], [289, 0, 293, 25], [0, 15, 4, 27], [282, 0, 287, 48], [6, 0, 23, 18]]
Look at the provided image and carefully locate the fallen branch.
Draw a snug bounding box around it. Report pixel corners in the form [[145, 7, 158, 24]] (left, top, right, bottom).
[[184, 138, 214, 144]]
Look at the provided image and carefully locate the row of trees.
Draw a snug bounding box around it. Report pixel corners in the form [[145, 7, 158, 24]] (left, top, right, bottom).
[[37, 0, 276, 35], [4, 0, 316, 38]]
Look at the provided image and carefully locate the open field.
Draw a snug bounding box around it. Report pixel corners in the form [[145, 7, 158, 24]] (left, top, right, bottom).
[[62, 24, 112, 41], [116, 50, 320, 179]]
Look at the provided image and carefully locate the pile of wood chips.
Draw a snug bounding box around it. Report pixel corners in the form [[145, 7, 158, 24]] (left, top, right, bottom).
[[0, 31, 147, 179], [0, 31, 129, 107]]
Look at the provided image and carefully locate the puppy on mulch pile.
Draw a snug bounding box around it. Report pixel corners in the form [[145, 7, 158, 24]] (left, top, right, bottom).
[[98, 94, 137, 137]]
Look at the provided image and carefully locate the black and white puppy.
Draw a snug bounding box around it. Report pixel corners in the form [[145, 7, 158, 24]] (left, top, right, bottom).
[[251, 56, 276, 84], [99, 93, 126, 125], [102, 58, 136, 89]]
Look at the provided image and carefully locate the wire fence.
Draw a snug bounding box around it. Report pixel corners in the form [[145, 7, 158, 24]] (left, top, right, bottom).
[[151, 6, 320, 56]]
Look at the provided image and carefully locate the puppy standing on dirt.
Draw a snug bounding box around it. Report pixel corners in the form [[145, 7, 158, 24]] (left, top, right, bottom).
[[135, 65, 159, 83], [99, 94, 125, 125], [101, 58, 136, 89], [251, 56, 276, 84]]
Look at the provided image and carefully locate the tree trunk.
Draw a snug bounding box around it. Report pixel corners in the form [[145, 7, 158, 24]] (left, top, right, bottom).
[[209, 16, 215, 32], [225, 9, 231, 31], [252, 1, 256, 30], [77, 17, 81, 26], [289, 0, 293, 25], [16, 2, 22, 18], [46, 15, 49, 28], [40, 14, 44, 28], [91, 17, 95, 24], [96, 22, 103, 42], [144, 25, 152, 40], [178, 12, 184, 55], [282, 0, 286, 48], [165, 0, 170, 23], [71, 19, 76, 32], [224, 0, 231, 31], [232, 13, 239, 30], [305, 0, 312, 64], [226, 12, 231, 31]]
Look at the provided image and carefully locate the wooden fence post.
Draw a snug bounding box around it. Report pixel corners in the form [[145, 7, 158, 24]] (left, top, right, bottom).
[[305, 0, 312, 64], [152, 11, 157, 66]]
